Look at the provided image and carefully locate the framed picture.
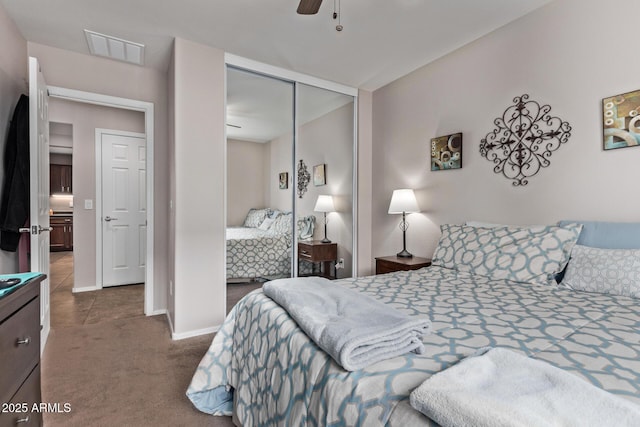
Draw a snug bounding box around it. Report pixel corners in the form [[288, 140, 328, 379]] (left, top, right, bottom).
[[313, 164, 326, 186], [603, 89, 640, 150], [431, 132, 462, 171], [279, 172, 288, 189]]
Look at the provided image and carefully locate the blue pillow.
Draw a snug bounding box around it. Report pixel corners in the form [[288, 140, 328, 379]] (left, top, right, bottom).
[[558, 220, 640, 249]]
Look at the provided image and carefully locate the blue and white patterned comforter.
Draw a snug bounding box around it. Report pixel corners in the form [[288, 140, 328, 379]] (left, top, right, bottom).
[[188, 266, 640, 426], [226, 227, 291, 280]]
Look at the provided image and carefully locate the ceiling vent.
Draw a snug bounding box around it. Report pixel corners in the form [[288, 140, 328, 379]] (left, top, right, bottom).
[[84, 30, 145, 66]]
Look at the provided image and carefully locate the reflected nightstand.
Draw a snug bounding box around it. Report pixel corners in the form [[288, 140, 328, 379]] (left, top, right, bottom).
[[375, 255, 431, 275]]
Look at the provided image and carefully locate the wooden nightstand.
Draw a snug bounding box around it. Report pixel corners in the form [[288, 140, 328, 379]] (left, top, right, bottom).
[[298, 240, 338, 279], [375, 256, 431, 275]]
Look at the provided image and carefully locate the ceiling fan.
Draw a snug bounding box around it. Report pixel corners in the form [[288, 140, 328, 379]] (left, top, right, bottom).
[[297, 0, 322, 15], [297, 0, 343, 31]]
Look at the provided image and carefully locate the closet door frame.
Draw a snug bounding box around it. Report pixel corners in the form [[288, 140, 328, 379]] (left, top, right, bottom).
[[224, 54, 359, 277]]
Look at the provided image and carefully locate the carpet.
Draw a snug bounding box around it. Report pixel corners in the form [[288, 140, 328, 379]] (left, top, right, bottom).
[[41, 315, 234, 427]]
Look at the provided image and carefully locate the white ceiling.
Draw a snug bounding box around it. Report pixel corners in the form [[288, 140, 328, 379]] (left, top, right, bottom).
[[2, 0, 552, 91]]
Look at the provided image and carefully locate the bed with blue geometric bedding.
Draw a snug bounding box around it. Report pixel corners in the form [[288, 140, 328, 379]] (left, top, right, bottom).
[[188, 265, 640, 426]]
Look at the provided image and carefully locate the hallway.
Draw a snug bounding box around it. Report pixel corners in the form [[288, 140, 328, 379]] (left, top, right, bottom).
[[49, 252, 144, 327]]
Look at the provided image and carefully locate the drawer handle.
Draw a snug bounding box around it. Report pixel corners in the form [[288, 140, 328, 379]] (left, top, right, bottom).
[[300, 250, 309, 255], [16, 415, 30, 424], [16, 337, 31, 346]]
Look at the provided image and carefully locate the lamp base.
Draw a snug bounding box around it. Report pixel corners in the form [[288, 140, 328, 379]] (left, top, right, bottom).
[[321, 238, 332, 243], [396, 249, 413, 258]]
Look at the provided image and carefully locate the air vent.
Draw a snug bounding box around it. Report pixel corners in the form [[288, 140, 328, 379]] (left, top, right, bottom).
[[84, 30, 145, 66]]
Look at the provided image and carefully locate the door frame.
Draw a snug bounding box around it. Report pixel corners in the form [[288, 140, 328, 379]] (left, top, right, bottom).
[[47, 86, 155, 316], [95, 128, 147, 290]]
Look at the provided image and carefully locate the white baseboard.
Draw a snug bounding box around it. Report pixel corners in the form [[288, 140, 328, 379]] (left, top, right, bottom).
[[171, 324, 220, 341], [148, 308, 167, 316], [165, 311, 174, 335], [72, 285, 99, 293]]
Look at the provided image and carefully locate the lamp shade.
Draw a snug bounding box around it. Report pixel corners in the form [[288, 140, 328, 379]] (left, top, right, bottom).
[[388, 189, 419, 214], [314, 195, 335, 213]]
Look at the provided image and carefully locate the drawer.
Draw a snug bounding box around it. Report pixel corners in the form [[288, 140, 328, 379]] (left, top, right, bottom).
[[376, 260, 399, 274], [298, 243, 337, 262], [298, 247, 313, 260], [375, 257, 431, 275], [0, 367, 42, 427], [0, 297, 40, 404]]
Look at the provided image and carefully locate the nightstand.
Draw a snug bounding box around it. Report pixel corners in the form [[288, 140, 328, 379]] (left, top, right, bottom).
[[298, 240, 338, 279], [375, 256, 431, 275]]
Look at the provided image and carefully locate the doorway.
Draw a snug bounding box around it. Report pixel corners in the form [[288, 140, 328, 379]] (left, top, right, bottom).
[[48, 121, 75, 305], [47, 86, 156, 315]]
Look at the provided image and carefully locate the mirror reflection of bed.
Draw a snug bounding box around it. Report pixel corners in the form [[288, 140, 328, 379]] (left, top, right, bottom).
[[225, 67, 355, 298]]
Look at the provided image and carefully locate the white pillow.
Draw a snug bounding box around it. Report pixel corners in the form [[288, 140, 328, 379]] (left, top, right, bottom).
[[432, 223, 582, 286], [258, 217, 275, 231], [562, 245, 640, 298]]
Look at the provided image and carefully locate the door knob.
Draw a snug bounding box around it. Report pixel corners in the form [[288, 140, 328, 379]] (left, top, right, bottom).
[[104, 216, 119, 222], [38, 225, 53, 234]]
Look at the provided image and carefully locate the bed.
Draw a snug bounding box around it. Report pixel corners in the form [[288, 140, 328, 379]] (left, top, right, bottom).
[[193, 221, 640, 425], [227, 209, 315, 281]]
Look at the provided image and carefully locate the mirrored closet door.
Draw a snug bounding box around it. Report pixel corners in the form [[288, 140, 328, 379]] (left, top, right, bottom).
[[225, 65, 357, 283], [226, 67, 294, 283], [295, 84, 355, 279]]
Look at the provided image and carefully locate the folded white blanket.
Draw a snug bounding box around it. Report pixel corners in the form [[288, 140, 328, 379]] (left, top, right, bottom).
[[263, 277, 431, 371], [410, 347, 640, 427]]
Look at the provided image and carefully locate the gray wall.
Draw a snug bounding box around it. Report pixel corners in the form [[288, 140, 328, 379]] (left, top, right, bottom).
[[227, 139, 268, 226], [371, 0, 640, 261]]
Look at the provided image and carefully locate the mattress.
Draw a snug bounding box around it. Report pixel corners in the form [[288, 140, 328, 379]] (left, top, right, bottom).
[[189, 266, 640, 426]]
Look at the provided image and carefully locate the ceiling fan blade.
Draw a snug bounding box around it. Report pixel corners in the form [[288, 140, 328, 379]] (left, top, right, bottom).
[[297, 0, 323, 15]]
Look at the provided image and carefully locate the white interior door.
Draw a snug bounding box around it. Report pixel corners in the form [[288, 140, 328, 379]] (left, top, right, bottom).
[[28, 57, 51, 350], [101, 132, 146, 287]]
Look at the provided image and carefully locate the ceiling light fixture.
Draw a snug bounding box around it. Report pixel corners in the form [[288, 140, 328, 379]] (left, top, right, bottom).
[[84, 30, 145, 65]]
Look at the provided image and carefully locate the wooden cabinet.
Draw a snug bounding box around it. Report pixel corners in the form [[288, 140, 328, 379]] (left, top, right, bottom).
[[298, 240, 338, 279], [0, 275, 43, 427], [50, 216, 73, 251], [50, 164, 72, 195], [375, 256, 431, 275]]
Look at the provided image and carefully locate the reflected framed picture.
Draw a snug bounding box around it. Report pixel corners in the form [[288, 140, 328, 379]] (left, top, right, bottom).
[[603, 89, 640, 150], [313, 164, 326, 186], [431, 132, 462, 171], [279, 172, 288, 189]]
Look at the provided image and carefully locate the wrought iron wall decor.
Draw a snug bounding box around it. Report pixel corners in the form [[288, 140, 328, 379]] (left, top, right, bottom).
[[297, 159, 310, 198], [479, 94, 571, 186]]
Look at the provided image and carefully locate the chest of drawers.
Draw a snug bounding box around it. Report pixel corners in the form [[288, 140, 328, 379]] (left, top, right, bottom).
[[0, 276, 43, 426]]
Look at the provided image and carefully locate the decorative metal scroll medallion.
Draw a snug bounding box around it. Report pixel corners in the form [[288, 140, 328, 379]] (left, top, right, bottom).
[[297, 159, 310, 198], [479, 94, 571, 186]]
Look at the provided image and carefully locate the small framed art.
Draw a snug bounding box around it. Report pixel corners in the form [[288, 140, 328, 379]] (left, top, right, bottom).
[[431, 132, 462, 171], [603, 89, 640, 150], [279, 172, 288, 189], [313, 164, 326, 186]]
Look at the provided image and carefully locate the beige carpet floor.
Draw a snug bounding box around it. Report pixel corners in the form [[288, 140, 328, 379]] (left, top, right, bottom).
[[42, 315, 227, 426], [42, 252, 264, 426]]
